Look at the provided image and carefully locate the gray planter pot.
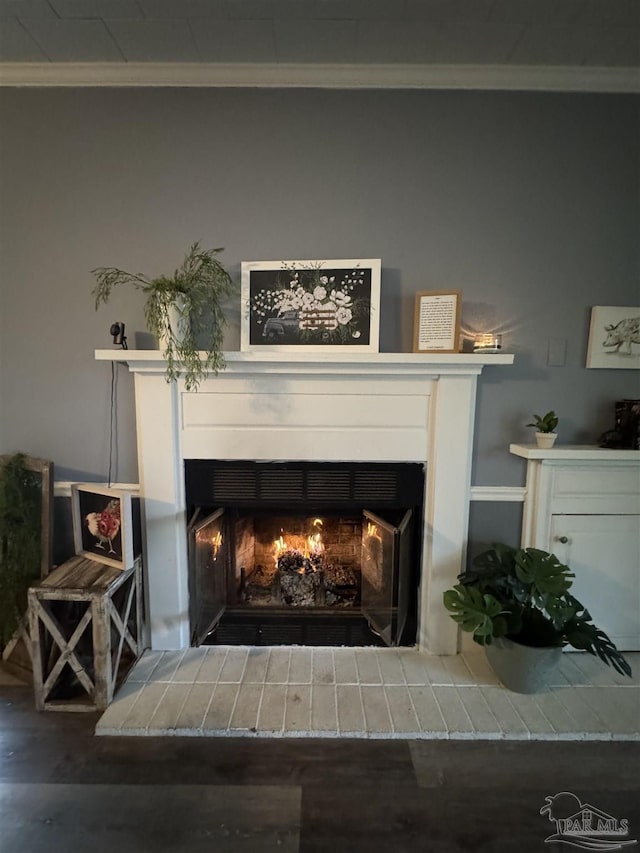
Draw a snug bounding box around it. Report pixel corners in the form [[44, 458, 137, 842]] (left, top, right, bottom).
[[485, 637, 562, 693]]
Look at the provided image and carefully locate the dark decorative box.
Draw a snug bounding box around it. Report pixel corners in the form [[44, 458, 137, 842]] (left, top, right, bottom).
[[599, 399, 640, 449]]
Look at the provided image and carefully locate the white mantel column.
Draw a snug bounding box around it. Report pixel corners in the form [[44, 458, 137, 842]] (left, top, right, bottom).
[[420, 373, 478, 654], [134, 373, 190, 649]]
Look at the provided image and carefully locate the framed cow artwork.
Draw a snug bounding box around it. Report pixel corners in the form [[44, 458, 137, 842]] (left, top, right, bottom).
[[586, 306, 640, 369]]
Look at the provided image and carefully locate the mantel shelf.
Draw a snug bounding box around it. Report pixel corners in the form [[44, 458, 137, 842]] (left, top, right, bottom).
[[510, 443, 640, 461], [95, 349, 515, 376]]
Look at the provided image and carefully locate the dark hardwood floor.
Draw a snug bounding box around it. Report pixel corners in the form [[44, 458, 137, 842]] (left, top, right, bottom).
[[1, 682, 639, 852]]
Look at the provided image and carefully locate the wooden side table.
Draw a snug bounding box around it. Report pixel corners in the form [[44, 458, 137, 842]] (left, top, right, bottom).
[[28, 555, 143, 711]]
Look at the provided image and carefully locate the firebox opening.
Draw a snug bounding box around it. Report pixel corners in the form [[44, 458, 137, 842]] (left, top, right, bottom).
[[236, 513, 363, 609], [185, 461, 425, 648]]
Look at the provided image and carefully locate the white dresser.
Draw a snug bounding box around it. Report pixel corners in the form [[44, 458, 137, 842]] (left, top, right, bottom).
[[510, 445, 640, 651]]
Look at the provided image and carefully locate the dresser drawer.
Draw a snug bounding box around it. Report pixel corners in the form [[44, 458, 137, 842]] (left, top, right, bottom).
[[550, 464, 640, 514]]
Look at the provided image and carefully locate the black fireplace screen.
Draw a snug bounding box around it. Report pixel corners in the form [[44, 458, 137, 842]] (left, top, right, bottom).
[[185, 461, 424, 647]]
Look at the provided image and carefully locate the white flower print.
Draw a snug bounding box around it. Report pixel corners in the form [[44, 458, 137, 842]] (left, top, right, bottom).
[[336, 306, 353, 325]]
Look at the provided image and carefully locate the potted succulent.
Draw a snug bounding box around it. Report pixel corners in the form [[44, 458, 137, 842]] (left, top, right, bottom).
[[92, 242, 236, 391], [527, 410, 559, 448], [443, 542, 631, 693]]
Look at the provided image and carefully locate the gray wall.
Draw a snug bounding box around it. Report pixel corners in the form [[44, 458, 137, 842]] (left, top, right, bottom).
[[1, 88, 638, 548]]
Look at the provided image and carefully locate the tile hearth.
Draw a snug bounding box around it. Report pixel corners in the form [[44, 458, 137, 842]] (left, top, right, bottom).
[[96, 647, 640, 740]]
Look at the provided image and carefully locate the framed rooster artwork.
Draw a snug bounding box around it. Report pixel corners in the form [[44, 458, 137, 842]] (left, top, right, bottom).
[[71, 485, 134, 571]]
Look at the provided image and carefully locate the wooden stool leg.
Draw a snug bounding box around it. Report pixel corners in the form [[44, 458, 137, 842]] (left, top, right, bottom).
[[92, 594, 111, 711], [28, 589, 45, 711]]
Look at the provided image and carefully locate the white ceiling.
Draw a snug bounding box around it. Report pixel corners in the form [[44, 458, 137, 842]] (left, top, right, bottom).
[[0, 0, 638, 89]]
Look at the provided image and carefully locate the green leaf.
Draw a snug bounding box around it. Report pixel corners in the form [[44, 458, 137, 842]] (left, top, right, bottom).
[[564, 615, 632, 677], [443, 585, 507, 642], [514, 548, 573, 599]]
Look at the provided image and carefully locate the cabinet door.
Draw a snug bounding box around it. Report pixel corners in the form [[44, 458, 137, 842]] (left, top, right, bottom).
[[551, 515, 640, 651]]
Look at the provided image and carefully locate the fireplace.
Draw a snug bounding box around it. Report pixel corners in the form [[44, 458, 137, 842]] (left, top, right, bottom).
[[96, 350, 513, 653], [185, 461, 424, 647]]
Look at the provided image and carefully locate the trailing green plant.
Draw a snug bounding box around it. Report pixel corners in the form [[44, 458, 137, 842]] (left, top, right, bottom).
[[526, 410, 558, 433], [443, 542, 631, 677], [92, 242, 236, 391], [0, 454, 42, 649]]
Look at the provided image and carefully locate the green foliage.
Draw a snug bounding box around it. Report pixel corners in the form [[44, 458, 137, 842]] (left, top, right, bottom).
[[443, 543, 631, 677], [92, 242, 236, 391], [0, 455, 42, 649], [526, 410, 559, 433], [443, 585, 509, 642]]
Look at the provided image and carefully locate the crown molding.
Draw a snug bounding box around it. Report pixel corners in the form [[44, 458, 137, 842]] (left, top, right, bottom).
[[0, 62, 638, 92]]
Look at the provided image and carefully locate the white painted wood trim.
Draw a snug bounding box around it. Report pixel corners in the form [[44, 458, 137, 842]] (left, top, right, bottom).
[[56, 484, 526, 504], [1, 63, 638, 93], [420, 374, 477, 655], [469, 486, 526, 502], [134, 374, 190, 650], [95, 349, 514, 374], [510, 443, 640, 461], [54, 482, 140, 498]]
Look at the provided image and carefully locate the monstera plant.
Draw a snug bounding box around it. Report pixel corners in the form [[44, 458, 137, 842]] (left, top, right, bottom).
[[444, 543, 630, 690]]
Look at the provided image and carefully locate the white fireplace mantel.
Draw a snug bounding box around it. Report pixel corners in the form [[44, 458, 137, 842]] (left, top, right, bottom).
[[96, 349, 514, 652]]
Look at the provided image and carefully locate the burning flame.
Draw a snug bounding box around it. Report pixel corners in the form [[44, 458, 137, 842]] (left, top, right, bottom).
[[274, 535, 287, 561], [273, 518, 325, 568], [307, 518, 324, 556], [367, 522, 378, 539]]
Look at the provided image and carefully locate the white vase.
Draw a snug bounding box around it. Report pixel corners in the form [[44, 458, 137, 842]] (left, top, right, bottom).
[[535, 432, 557, 449], [158, 300, 189, 350]]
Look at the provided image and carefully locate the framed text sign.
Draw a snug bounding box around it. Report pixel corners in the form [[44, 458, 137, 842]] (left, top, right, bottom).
[[413, 290, 461, 353]]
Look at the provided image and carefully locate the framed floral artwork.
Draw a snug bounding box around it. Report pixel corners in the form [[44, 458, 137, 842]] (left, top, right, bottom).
[[71, 485, 134, 571], [586, 306, 640, 369], [241, 259, 381, 352]]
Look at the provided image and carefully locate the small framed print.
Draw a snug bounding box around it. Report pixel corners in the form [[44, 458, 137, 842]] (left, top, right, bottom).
[[413, 290, 461, 353], [586, 306, 640, 369], [71, 485, 134, 571]]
